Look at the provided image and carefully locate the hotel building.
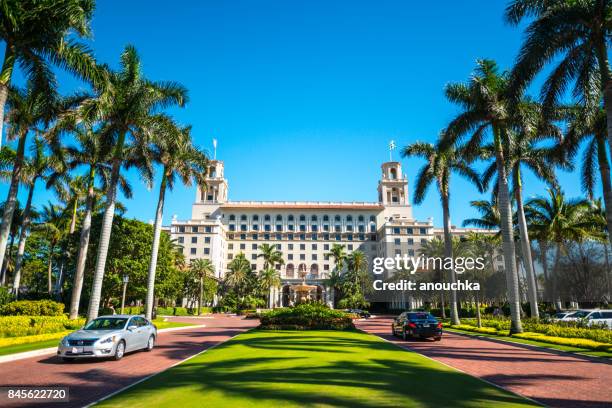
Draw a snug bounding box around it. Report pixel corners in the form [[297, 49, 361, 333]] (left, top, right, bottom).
[[169, 159, 497, 307]]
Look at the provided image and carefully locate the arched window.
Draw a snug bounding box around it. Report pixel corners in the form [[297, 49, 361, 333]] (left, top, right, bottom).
[[240, 214, 247, 221], [276, 214, 283, 221], [253, 214, 259, 221], [390, 168, 397, 179], [334, 215, 341, 222], [288, 215, 294, 221], [299, 214, 306, 222], [264, 214, 271, 221], [286, 264, 295, 278], [310, 263, 319, 277], [298, 263, 307, 274], [323, 215, 329, 222], [358, 215, 364, 222], [369, 215, 376, 222], [229, 214, 236, 221], [346, 215, 353, 222], [311, 214, 317, 221]]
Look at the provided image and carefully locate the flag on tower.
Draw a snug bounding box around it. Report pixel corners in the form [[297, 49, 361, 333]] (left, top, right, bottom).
[[389, 140, 396, 161], [213, 138, 218, 160]]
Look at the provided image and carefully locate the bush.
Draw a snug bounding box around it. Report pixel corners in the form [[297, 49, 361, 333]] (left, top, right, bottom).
[[0, 287, 13, 307], [0, 331, 71, 348], [0, 300, 64, 316], [429, 308, 486, 318], [155, 306, 212, 316], [451, 324, 501, 335], [512, 332, 612, 352], [0, 316, 86, 337], [260, 303, 354, 330]]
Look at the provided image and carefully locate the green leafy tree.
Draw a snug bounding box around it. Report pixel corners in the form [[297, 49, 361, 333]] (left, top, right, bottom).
[[258, 267, 281, 308], [257, 243, 284, 270], [189, 259, 215, 315]]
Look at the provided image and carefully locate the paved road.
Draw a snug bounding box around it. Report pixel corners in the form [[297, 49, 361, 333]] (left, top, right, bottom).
[[356, 316, 611, 408], [0, 315, 257, 408]]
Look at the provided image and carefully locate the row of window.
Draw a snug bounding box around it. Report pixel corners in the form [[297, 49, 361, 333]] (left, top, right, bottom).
[[394, 238, 428, 245], [228, 224, 376, 233], [230, 253, 328, 262], [228, 214, 376, 223], [176, 225, 213, 233], [391, 227, 429, 235], [227, 243, 364, 252], [178, 236, 211, 244], [189, 247, 210, 255], [227, 233, 377, 242]]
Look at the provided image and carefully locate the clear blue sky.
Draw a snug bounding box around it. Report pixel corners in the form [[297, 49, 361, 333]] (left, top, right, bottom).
[[2, 0, 588, 227]]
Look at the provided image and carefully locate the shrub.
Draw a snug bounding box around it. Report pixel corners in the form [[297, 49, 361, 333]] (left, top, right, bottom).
[[0, 331, 71, 348], [0, 287, 13, 307], [0, 300, 64, 316], [0, 316, 85, 337], [156, 306, 212, 316], [260, 303, 354, 330], [451, 324, 501, 335], [512, 332, 612, 351]]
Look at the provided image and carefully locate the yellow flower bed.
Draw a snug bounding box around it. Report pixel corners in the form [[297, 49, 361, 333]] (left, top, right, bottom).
[[0, 331, 71, 348], [450, 324, 500, 335], [512, 332, 612, 351]]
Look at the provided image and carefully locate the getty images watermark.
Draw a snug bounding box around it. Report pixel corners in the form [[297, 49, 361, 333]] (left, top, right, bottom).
[[370, 254, 485, 293]]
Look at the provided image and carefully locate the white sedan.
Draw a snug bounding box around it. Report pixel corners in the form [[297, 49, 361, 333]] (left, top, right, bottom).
[[57, 315, 157, 361]]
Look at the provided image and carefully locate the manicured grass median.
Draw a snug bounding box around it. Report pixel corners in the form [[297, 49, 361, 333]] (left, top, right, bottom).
[[99, 329, 538, 408]]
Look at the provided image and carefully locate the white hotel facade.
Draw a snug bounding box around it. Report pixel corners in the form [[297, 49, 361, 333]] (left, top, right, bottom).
[[169, 159, 493, 307]]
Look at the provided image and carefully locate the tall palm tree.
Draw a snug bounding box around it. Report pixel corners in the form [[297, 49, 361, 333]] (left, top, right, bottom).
[[325, 243, 347, 307], [78, 46, 187, 321], [463, 198, 502, 232], [257, 243, 284, 270], [190, 259, 215, 315], [225, 253, 254, 300], [258, 267, 281, 308], [505, 0, 612, 157], [11, 138, 55, 296], [144, 125, 208, 320], [525, 188, 596, 310], [0, 84, 63, 280], [50, 124, 131, 319], [442, 59, 525, 333], [402, 140, 482, 325], [564, 105, 612, 248], [0, 0, 100, 147], [419, 237, 447, 318], [35, 203, 68, 293], [480, 112, 562, 319]]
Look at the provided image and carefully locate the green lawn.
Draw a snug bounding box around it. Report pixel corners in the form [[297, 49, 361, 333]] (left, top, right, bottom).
[[445, 327, 612, 359], [99, 329, 538, 408]]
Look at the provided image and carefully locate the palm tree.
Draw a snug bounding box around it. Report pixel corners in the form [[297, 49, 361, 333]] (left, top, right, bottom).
[[35, 203, 68, 293], [402, 140, 482, 325], [11, 138, 55, 296], [0, 84, 63, 280], [479, 112, 562, 319], [419, 237, 447, 318], [257, 243, 284, 270], [0, 200, 22, 285], [564, 106, 612, 249], [463, 198, 502, 232], [225, 253, 254, 300], [0, 0, 100, 147], [50, 124, 131, 319], [190, 259, 215, 315], [144, 125, 208, 320], [505, 0, 612, 158], [325, 243, 347, 307], [258, 267, 281, 308], [466, 232, 499, 328], [79, 46, 187, 321], [442, 59, 525, 333], [525, 188, 596, 310]]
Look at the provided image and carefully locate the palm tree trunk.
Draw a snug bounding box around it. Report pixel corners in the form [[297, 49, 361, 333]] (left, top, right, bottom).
[[596, 41, 612, 162], [494, 131, 523, 333], [47, 245, 54, 294], [69, 199, 78, 235], [514, 170, 539, 318], [475, 291, 482, 328], [553, 243, 563, 311], [596, 136, 612, 249], [0, 132, 26, 274], [198, 276, 203, 316], [87, 133, 126, 322], [441, 193, 460, 325], [0, 43, 15, 149], [12, 181, 36, 298], [69, 168, 96, 319], [145, 172, 167, 320]]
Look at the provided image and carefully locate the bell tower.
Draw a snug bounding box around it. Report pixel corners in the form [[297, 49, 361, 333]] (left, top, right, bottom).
[[378, 162, 409, 205], [196, 160, 228, 203]]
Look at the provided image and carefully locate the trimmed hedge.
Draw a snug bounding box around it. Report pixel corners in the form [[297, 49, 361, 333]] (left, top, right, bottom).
[[156, 306, 212, 316], [0, 331, 71, 348], [0, 316, 86, 337], [512, 332, 612, 352], [260, 303, 354, 330], [451, 324, 502, 336], [0, 300, 64, 316]]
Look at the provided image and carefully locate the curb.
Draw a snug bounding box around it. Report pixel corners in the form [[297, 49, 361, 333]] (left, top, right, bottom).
[[0, 324, 206, 364]]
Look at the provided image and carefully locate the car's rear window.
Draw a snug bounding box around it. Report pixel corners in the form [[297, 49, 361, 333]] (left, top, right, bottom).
[[407, 312, 433, 320], [84, 318, 128, 330]]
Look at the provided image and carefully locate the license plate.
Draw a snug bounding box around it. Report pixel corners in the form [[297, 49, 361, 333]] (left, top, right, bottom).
[[71, 347, 83, 353], [423, 324, 430, 327]]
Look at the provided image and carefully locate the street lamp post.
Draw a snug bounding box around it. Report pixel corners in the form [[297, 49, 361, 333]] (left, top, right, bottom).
[[121, 275, 129, 314]]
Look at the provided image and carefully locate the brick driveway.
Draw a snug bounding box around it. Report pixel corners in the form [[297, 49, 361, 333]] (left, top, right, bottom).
[[0, 315, 257, 408], [356, 316, 611, 408]]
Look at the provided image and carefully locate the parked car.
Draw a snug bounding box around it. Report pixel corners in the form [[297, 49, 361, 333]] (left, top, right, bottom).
[[392, 311, 442, 341], [57, 315, 157, 362], [346, 309, 371, 318], [563, 310, 612, 328], [550, 311, 576, 321]]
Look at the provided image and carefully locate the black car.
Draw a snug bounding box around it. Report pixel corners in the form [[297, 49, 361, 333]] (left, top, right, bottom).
[[391, 311, 442, 341], [346, 309, 371, 318]]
